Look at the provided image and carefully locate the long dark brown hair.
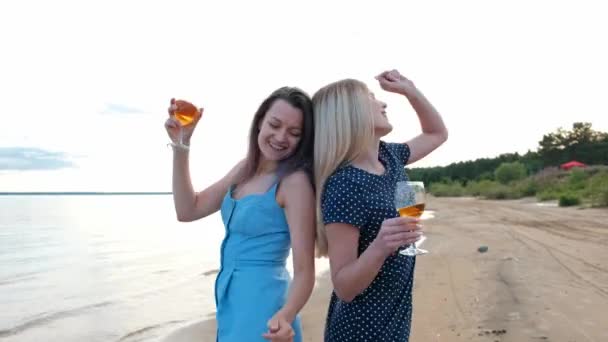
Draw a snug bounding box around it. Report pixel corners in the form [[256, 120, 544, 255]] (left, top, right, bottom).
[[238, 86, 315, 186]]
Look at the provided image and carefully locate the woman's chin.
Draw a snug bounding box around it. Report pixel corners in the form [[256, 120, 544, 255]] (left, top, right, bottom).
[[375, 125, 393, 138]]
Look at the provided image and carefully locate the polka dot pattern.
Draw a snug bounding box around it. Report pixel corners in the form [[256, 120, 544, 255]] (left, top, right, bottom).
[[321, 141, 416, 342]]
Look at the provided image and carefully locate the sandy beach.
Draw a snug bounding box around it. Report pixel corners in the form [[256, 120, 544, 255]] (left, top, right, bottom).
[[162, 197, 608, 342]]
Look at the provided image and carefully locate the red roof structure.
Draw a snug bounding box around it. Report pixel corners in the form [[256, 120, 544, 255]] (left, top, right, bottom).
[[560, 160, 587, 170]]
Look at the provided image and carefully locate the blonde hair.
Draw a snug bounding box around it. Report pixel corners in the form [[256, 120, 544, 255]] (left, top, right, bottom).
[[312, 79, 375, 257]]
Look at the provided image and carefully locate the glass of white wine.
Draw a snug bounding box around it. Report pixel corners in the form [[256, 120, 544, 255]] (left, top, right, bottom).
[[394, 181, 428, 256], [172, 99, 199, 148]]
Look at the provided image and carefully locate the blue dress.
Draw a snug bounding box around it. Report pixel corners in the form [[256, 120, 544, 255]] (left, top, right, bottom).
[[321, 141, 415, 342], [214, 182, 303, 342]]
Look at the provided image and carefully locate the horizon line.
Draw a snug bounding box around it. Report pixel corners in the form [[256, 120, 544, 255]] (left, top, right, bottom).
[[0, 192, 172, 196]]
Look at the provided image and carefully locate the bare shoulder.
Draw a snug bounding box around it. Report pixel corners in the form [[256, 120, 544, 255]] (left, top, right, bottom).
[[277, 170, 314, 205], [233, 158, 247, 172], [225, 159, 246, 183], [283, 170, 312, 188]]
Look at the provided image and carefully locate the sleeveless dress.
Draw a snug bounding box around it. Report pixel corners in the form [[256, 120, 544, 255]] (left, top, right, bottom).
[[214, 182, 303, 342]]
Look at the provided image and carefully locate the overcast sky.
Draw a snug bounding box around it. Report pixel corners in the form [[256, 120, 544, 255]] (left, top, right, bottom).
[[1, 0, 606, 191]]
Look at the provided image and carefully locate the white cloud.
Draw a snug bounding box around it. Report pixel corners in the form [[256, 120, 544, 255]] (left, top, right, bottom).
[[0, 147, 75, 171]]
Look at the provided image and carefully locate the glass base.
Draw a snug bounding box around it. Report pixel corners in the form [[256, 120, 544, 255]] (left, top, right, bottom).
[[399, 235, 428, 256], [399, 246, 428, 256]]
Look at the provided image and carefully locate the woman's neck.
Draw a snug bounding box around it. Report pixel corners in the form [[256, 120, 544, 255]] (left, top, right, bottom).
[[351, 138, 383, 174], [256, 157, 278, 176]]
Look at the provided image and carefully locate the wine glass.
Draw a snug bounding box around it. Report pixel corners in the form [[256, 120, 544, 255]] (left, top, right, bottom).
[[172, 99, 198, 148], [394, 181, 428, 256]]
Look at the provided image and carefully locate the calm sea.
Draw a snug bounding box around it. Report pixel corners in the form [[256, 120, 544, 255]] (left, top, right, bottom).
[[0, 194, 231, 342]]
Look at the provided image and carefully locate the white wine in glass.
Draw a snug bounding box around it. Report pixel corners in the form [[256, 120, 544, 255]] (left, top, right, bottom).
[[172, 99, 199, 148], [394, 181, 428, 256]]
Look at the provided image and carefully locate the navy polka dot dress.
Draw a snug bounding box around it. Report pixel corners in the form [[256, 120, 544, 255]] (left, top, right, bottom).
[[321, 141, 415, 342]]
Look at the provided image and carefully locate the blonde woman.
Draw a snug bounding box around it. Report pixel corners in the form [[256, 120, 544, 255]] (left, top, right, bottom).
[[313, 69, 448, 341]]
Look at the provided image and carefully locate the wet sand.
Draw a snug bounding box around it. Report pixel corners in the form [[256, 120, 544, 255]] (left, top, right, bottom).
[[162, 197, 608, 342]]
